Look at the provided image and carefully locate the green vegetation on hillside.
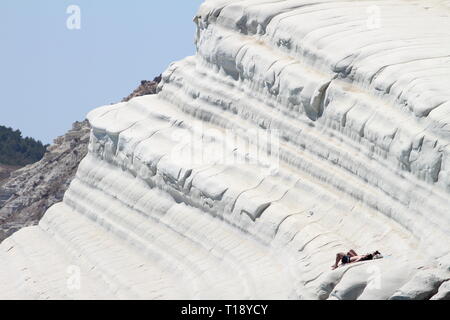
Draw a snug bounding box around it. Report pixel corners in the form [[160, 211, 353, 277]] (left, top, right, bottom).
[[0, 126, 47, 166]]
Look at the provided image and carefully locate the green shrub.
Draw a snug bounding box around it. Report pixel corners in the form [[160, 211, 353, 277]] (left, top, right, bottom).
[[0, 126, 47, 166]]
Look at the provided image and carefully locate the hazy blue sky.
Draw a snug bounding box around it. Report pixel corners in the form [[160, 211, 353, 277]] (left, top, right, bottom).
[[0, 0, 202, 143]]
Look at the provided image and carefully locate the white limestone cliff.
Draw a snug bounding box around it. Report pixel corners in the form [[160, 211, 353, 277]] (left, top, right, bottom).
[[1, 0, 449, 300]]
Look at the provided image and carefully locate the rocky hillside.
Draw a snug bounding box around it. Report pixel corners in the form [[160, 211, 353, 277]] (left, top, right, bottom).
[[0, 165, 21, 186], [0, 120, 90, 241], [0, 78, 161, 242]]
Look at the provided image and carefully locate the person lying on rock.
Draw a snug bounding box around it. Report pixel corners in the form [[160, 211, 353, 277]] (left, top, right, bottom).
[[331, 250, 381, 269]]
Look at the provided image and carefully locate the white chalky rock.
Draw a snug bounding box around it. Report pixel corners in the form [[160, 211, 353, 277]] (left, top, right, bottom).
[[1, 0, 450, 299]]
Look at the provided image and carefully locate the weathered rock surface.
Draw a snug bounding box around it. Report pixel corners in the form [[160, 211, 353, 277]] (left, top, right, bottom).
[[0, 165, 20, 187], [0, 120, 91, 241], [0, 0, 449, 300]]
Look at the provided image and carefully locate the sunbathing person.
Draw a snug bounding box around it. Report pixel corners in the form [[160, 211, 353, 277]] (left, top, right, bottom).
[[331, 250, 381, 269]]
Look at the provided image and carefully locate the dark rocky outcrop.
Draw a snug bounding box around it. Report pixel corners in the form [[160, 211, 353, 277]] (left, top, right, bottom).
[[122, 75, 161, 102]]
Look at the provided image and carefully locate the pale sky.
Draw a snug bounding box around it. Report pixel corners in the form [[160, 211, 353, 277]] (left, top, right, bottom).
[[0, 0, 202, 143]]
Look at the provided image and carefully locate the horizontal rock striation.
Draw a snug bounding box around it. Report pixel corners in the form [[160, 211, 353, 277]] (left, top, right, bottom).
[[0, 165, 20, 187], [1, 0, 449, 299]]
